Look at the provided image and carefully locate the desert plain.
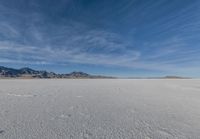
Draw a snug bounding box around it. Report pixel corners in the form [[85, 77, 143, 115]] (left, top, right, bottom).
[[0, 79, 200, 139]]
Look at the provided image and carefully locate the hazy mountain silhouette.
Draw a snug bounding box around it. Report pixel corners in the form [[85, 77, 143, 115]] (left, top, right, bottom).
[[0, 66, 112, 78]]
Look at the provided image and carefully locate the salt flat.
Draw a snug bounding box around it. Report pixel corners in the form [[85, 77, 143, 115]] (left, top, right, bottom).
[[0, 79, 200, 139]]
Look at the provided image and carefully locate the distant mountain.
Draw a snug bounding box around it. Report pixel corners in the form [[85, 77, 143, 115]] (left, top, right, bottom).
[[0, 66, 19, 77], [0, 66, 113, 79], [162, 76, 190, 79], [0, 66, 189, 79], [127, 76, 190, 79]]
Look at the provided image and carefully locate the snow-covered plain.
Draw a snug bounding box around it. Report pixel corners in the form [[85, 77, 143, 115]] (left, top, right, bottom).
[[0, 79, 200, 139]]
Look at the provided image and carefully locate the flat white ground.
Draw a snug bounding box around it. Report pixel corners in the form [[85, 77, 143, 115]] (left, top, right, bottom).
[[0, 79, 200, 139]]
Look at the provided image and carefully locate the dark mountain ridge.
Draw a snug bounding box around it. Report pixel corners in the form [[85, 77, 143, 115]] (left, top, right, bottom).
[[0, 66, 112, 78]]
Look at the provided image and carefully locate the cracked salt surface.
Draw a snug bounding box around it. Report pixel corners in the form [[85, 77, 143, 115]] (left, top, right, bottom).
[[0, 79, 200, 139]]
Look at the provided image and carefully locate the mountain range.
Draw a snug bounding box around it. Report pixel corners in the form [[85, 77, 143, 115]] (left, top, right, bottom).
[[0, 66, 189, 79], [0, 66, 112, 79]]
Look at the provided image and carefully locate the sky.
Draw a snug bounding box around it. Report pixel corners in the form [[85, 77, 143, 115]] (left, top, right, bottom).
[[0, 0, 200, 77]]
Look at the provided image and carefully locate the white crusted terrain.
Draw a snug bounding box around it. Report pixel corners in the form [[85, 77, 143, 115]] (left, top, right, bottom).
[[0, 79, 200, 139]]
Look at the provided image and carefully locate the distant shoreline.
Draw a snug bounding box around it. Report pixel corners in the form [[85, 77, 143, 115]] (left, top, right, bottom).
[[0, 77, 192, 79]]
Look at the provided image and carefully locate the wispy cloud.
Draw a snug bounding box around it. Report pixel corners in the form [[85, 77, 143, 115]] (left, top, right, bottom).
[[0, 17, 200, 74]]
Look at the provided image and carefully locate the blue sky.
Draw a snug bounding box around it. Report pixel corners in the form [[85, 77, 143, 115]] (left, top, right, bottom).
[[0, 0, 200, 77]]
